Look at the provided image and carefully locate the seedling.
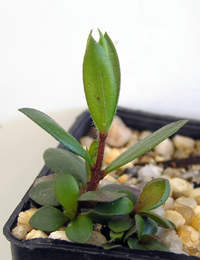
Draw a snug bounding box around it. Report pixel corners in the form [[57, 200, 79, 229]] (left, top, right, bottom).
[[19, 29, 187, 250]]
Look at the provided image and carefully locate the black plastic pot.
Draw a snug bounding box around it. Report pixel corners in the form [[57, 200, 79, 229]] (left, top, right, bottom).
[[3, 107, 200, 260]]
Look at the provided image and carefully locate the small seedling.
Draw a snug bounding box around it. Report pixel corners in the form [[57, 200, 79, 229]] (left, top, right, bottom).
[[19, 29, 187, 250]]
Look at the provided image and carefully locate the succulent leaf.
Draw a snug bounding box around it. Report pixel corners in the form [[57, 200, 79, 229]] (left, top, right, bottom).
[[123, 224, 137, 242], [118, 189, 138, 206], [44, 148, 87, 186], [54, 172, 79, 219], [127, 237, 147, 250], [29, 180, 59, 206], [142, 217, 158, 236], [29, 206, 69, 232], [104, 120, 188, 173], [140, 234, 170, 251], [78, 190, 126, 202], [139, 211, 175, 229], [108, 214, 133, 233], [135, 214, 145, 241], [65, 215, 93, 243], [94, 197, 133, 216], [83, 31, 120, 133], [19, 108, 92, 163], [133, 178, 170, 213]]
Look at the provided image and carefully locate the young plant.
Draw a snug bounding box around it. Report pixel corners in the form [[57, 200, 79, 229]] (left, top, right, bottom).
[[19, 29, 187, 250]]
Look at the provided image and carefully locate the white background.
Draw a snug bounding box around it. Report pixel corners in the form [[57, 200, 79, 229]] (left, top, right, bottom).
[[1, 1, 200, 259]]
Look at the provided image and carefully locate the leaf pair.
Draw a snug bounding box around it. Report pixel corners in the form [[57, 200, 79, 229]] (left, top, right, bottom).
[[83, 29, 120, 134]]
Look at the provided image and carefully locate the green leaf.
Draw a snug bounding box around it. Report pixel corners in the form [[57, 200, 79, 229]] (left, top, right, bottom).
[[104, 32, 120, 102], [66, 215, 93, 243], [140, 234, 170, 251], [19, 108, 92, 163], [102, 242, 122, 249], [99, 183, 127, 192], [83, 209, 112, 224], [83, 31, 120, 133], [110, 231, 124, 240], [94, 197, 133, 216], [29, 206, 69, 232], [135, 214, 145, 241], [86, 139, 99, 180], [127, 237, 147, 250], [108, 214, 133, 233], [54, 172, 79, 219], [123, 224, 137, 242], [118, 189, 138, 206], [104, 120, 187, 173], [133, 178, 170, 213], [98, 29, 109, 55], [78, 190, 126, 202], [100, 183, 140, 194], [44, 148, 87, 186], [139, 211, 175, 229], [88, 139, 99, 164], [142, 217, 158, 236], [29, 180, 59, 206]]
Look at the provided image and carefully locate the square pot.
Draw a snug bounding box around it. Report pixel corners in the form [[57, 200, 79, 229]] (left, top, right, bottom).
[[3, 107, 200, 260]]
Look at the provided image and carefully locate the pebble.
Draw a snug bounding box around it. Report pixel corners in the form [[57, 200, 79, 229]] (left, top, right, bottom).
[[107, 116, 132, 147], [174, 205, 195, 225], [173, 197, 197, 208], [154, 138, 174, 159], [162, 197, 175, 211], [26, 229, 48, 240], [178, 225, 200, 248], [49, 231, 71, 241], [85, 231, 107, 246], [172, 135, 195, 149], [169, 178, 193, 197], [164, 210, 185, 230], [12, 223, 31, 240], [105, 148, 121, 165], [137, 164, 163, 183], [191, 212, 200, 232], [79, 136, 94, 149]]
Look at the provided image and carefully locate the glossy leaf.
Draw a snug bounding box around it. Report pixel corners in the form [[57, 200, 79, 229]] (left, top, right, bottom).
[[123, 224, 137, 242], [133, 178, 170, 213], [44, 148, 87, 186], [104, 120, 187, 173], [66, 215, 93, 243], [100, 183, 127, 192], [139, 211, 175, 229], [29, 206, 69, 232], [127, 237, 147, 250], [19, 108, 92, 163], [110, 231, 124, 240], [108, 214, 133, 233], [88, 139, 99, 164], [142, 217, 158, 235], [135, 214, 145, 241], [83, 209, 112, 224], [118, 189, 137, 206], [86, 139, 99, 180], [104, 32, 120, 99], [102, 242, 122, 249], [54, 172, 79, 219], [78, 190, 126, 202], [83, 31, 120, 133], [29, 180, 59, 206], [140, 234, 170, 251], [94, 197, 133, 216], [100, 183, 141, 196]]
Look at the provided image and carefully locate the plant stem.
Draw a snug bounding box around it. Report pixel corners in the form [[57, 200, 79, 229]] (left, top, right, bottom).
[[86, 132, 107, 192]]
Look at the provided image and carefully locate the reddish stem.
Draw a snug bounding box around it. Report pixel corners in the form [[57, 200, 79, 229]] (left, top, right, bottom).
[[86, 132, 107, 192]]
